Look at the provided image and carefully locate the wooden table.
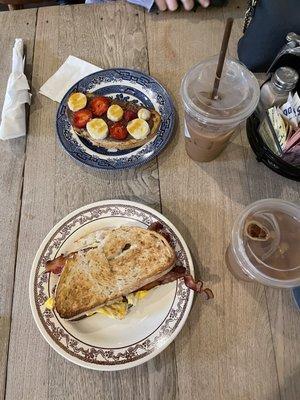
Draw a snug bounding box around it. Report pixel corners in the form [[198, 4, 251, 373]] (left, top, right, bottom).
[[0, 2, 299, 399]]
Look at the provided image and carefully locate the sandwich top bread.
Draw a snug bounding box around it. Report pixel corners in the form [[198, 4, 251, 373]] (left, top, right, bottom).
[[47, 226, 175, 319]]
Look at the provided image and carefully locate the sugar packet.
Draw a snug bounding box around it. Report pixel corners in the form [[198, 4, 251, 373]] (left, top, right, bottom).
[[279, 92, 299, 129], [292, 92, 300, 124], [267, 106, 287, 148], [259, 117, 281, 155]]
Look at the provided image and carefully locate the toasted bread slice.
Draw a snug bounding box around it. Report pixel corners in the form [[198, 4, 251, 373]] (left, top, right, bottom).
[[74, 110, 161, 150], [54, 226, 175, 319]]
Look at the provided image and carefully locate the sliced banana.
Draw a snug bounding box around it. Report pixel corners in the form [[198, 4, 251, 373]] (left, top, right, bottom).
[[67, 92, 87, 112], [86, 118, 108, 140], [107, 104, 124, 122], [127, 118, 150, 140], [137, 108, 151, 121]]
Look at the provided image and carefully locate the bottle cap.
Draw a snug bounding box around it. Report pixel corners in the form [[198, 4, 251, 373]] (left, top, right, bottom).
[[272, 67, 299, 91]]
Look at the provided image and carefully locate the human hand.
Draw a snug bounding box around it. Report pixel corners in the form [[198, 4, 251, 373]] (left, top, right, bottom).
[[155, 0, 210, 11]]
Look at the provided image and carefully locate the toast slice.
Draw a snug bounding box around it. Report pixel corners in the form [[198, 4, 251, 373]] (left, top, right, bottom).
[[54, 226, 175, 319], [75, 109, 161, 150], [68, 93, 162, 151]]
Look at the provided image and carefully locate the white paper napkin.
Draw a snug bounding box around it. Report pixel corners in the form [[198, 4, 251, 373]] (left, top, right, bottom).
[[39, 56, 101, 103], [0, 39, 31, 140]]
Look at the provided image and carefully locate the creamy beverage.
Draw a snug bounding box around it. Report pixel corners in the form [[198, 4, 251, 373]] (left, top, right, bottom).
[[184, 112, 235, 162], [226, 199, 300, 288], [181, 56, 260, 162]]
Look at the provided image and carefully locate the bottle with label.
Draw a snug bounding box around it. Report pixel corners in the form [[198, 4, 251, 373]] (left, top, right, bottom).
[[260, 67, 299, 109]]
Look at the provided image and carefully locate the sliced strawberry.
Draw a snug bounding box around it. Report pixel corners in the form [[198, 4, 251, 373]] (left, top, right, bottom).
[[73, 109, 92, 129], [109, 122, 128, 140], [89, 96, 110, 117], [124, 109, 138, 122]]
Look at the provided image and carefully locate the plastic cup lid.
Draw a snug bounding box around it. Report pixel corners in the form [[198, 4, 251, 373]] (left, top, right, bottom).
[[181, 56, 260, 126], [232, 199, 300, 288]]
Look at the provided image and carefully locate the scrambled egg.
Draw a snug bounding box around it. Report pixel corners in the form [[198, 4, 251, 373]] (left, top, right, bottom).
[[92, 302, 128, 319], [127, 290, 149, 306], [92, 290, 149, 319], [44, 290, 149, 320], [44, 297, 55, 310]]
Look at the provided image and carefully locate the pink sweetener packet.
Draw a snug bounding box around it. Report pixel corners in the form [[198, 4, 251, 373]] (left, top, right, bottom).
[[282, 143, 300, 167], [283, 128, 300, 152]]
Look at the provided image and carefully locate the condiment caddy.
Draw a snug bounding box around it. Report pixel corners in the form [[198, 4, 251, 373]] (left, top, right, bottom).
[[247, 32, 300, 181]]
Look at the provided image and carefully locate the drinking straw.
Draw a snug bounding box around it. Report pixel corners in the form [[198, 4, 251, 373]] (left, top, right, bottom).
[[211, 18, 234, 100]]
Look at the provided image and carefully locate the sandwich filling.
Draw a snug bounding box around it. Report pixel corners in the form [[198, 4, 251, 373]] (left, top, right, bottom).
[[45, 290, 149, 320]]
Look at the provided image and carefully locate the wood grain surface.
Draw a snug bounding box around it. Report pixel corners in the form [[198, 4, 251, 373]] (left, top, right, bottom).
[[1, 1, 299, 400], [4, 3, 162, 400], [146, 1, 300, 399], [0, 9, 37, 400], [223, 4, 300, 398]]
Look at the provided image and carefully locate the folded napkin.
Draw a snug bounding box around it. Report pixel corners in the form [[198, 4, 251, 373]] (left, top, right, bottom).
[[0, 39, 31, 140], [39, 56, 101, 103]]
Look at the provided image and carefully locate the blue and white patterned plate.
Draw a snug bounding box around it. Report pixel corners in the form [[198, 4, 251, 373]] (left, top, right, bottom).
[[56, 69, 175, 170]]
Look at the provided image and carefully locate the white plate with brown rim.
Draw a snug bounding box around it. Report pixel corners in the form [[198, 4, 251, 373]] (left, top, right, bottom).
[[29, 200, 194, 371]]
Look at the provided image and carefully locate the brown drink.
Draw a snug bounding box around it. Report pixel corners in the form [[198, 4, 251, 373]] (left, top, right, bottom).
[[226, 199, 300, 288], [184, 112, 235, 162], [181, 56, 260, 162]]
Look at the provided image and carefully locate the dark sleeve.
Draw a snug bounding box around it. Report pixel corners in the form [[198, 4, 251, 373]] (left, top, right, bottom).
[[211, 0, 229, 5], [238, 0, 300, 72]]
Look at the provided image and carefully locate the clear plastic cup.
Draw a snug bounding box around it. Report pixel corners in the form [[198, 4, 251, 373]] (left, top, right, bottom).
[[181, 56, 260, 162], [226, 199, 300, 288]]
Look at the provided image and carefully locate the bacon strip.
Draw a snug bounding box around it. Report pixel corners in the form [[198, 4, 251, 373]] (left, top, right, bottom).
[[148, 221, 173, 246], [138, 265, 186, 291], [148, 221, 164, 232], [45, 247, 94, 275], [203, 288, 214, 300], [159, 230, 172, 245], [138, 264, 214, 299], [45, 255, 67, 274], [148, 222, 214, 299], [184, 275, 214, 299]]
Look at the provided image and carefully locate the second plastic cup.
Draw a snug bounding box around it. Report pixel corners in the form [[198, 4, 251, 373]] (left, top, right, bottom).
[[225, 199, 300, 288], [181, 56, 260, 162]]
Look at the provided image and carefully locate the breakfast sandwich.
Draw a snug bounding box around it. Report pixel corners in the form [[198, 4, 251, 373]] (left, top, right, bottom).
[[44, 223, 213, 320], [67, 92, 161, 150]]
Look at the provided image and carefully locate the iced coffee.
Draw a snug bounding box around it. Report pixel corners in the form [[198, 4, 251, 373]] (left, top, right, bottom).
[[181, 56, 260, 162]]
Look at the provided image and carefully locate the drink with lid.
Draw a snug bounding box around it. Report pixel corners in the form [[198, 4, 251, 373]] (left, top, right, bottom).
[[226, 199, 300, 288], [181, 56, 260, 162]]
